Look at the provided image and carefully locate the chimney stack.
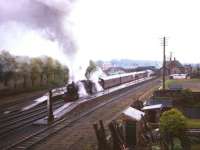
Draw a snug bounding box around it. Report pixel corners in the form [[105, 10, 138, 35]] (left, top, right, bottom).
[[170, 52, 172, 62]]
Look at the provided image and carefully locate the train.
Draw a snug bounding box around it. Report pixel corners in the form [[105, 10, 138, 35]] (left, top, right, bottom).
[[99, 71, 149, 89], [63, 70, 152, 101]]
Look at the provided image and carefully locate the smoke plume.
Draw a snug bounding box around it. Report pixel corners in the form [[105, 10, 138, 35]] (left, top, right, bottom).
[[0, 0, 76, 58], [0, 0, 97, 89]]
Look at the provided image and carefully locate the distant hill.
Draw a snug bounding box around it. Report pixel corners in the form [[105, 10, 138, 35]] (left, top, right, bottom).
[[96, 59, 162, 69]]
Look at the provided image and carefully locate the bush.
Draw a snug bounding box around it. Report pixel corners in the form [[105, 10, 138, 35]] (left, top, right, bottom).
[[160, 108, 186, 137], [160, 108, 187, 149]]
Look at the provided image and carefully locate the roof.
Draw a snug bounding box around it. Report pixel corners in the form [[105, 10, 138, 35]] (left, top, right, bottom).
[[144, 98, 173, 108], [142, 104, 162, 110], [166, 60, 184, 69], [99, 71, 148, 81], [122, 107, 145, 121]]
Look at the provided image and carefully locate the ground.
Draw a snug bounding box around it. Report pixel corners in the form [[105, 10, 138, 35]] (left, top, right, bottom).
[[165, 79, 200, 91], [30, 79, 159, 150], [0, 89, 48, 108]]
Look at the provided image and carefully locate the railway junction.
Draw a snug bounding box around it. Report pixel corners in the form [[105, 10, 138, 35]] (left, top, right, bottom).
[[0, 75, 159, 150]]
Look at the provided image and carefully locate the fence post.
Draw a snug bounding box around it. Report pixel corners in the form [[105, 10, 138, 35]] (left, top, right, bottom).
[[47, 90, 54, 124]]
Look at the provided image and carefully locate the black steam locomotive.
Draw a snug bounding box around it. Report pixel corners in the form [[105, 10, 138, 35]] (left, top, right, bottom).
[[64, 70, 150, 102], [64, 81, 79, 101], [63, 80, 97, 102]]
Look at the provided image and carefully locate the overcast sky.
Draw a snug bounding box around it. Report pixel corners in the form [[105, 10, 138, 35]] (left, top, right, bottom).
[[1, 0, 200, 64]]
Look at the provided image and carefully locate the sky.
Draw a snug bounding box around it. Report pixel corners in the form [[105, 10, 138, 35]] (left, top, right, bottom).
[[1, 0, 200, 64]]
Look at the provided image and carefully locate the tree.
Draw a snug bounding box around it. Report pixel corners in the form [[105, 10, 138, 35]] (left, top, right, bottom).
[[32, 58, 43, 86], [63, 66, 69, 83], [53, 60, 62, 82], [0, 63, 3, 82], [160, 108, 187, 150], [0, 50, 16, 86], [43, 57, 54, 84], [30, 58, 41, 86], [18, 61, 30, 88]]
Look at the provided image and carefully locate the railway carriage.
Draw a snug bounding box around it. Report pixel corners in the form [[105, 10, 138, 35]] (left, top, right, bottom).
[[120, 73, 133, 83], [99, 70, 150, 89], [134, 71, 148, 80], [99, 74, 121, 89]]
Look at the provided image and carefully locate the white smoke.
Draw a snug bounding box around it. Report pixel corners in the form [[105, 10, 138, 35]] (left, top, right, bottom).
[[0, 0, 75, 59], [0, 0, 101, 97], [76, 81, 88, 97], [89, 67, 106, 92]]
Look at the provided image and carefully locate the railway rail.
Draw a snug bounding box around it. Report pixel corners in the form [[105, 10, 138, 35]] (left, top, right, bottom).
[[3, 77, 158, 150], [0, 87, 66, 116], [0, 99, 65, 137]]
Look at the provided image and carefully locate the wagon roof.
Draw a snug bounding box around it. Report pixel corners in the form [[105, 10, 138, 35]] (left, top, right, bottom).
[[99, 71, 147, 80]]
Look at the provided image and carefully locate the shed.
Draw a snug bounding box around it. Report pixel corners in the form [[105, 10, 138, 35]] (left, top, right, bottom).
[[121, 107, 145, 147], [143, 99, 173, 123], [122, 107, 145, 121], [142, 104, 163, 111], [144, 98, 173, 108]]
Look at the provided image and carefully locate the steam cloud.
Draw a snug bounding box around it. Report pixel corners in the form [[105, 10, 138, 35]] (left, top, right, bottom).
[[0, 0, 76, 58], [0, 0, 102, 91]]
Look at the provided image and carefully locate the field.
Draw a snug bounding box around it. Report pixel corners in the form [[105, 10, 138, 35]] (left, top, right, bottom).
[[186, 119, 200, 128], [191, 144, 200, 150], [165, 79, 200, 91]]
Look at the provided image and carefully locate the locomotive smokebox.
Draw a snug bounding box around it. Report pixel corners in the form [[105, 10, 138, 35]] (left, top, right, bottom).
[[64, 81, 79, 101]]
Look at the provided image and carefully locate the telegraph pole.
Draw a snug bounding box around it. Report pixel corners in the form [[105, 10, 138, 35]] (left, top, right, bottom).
[[162, 37, 166, 90]]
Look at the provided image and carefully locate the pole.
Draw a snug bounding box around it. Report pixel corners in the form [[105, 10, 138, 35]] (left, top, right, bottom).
[[163, 37, 166, 90], [47, 90, 54, 123]]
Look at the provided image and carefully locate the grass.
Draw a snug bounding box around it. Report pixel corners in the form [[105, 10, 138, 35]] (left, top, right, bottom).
[[166, 79, 200, 87], [165, 79, 200, 91], [186, 119, 200, 128], [191, 144, 200, 150]]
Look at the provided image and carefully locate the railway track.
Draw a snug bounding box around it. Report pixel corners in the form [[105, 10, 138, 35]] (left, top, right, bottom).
[[0, 99, 63, 122], [4, 77, 158, 150], [0, 99, 65, 137]]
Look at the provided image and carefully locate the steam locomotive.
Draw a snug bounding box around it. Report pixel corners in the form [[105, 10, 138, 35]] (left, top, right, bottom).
[[64, 70, 150, 101], [63, 80, 97, 101]]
